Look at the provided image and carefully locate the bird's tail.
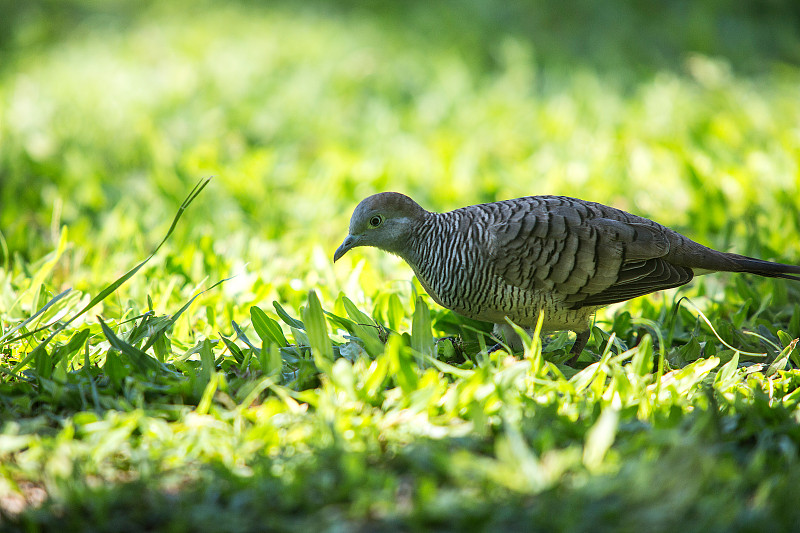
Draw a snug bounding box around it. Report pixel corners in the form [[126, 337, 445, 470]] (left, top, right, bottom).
[[668, 234, 800, 281], [722, 253, 800, 281]]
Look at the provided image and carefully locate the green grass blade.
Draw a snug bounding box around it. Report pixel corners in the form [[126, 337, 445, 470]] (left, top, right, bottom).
[[99, 318, 161, 374], [715, 351, 740, 387], [767, 339, 797, 377], [302, 290, 333, 373], [199, 338, 215, 385], [682, 298, 766, 357], [411, 296, 433, 359], [141, 274, 231, 352], [232, 321, 260, 353], [196, 371, 220, 415], [630, 334, 653, 377], [219, 334, 245, 365], [0, 288, 73, 346], [339, 295, 384, 356], [250, 306, 288, 347], [583, 405, 620, 471], [273, 301, 304, 329], [12, 178, 210, 373]]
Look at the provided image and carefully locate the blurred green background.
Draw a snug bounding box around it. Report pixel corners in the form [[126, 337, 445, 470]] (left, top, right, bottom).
[[1, 0, 799, 314]]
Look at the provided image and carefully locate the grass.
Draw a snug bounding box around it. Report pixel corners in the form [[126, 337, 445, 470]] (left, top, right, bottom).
[[2, 0, 800, 530]]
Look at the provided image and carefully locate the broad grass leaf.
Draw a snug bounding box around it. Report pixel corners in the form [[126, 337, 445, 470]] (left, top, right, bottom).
[[583, 406, 619, 471], [363, 353, 389, 400], [200, 339, 215, 385], [387, 293, 405, 331], [104, 351, 125, 389], [250, 306, 288, 347], [630, 334, 652, 377], [339, 295, 384, 356], [196, 371, 220, 415], [99, 318, 160, 374], [219, 334, 244, 364], [412, 296, 433, 359], [232, 321, 260, 353], [259, 343, 282, 376], [714, 350, 739, 388], [387, 334, 417, 394], [767, 339, 796, 377], [302, 290, 333, 374], [274, 302, 304, 329]]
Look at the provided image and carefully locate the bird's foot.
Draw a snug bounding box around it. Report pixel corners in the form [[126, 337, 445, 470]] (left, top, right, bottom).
[[434, 336, 468, 363]]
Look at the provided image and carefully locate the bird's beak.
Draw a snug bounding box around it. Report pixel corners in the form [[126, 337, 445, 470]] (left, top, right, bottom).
[[333, 235, 356, 263]]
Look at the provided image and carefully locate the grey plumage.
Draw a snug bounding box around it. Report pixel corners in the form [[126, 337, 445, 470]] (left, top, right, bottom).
[[334, 192, 800, 362]]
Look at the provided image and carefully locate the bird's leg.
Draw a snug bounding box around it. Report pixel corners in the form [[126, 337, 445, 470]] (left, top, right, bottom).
[[487, 343, 506, 354], [490, 322, 527, 354], [565, 329, 591, 366]]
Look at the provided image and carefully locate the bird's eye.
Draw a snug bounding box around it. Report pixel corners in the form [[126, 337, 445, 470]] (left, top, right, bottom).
[[369, 215, 383, 228]]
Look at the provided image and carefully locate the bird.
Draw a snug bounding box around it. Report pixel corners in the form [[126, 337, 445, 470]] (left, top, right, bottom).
[[333, 192, 800, 364]]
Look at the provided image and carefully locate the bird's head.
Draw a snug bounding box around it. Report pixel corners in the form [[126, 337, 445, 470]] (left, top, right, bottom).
[[334, 192, 428, 262]]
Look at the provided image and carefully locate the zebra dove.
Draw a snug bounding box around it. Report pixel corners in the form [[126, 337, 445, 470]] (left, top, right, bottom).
[[333, 192, 800, 363]]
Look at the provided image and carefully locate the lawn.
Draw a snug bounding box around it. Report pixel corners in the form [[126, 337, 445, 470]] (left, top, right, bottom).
[[2, 1, 800, 530]]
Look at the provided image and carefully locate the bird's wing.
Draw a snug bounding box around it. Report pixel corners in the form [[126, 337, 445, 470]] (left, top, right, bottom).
[[488, 201, 693, 308]]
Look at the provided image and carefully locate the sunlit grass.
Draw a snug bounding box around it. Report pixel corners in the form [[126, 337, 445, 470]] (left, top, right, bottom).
[[2, 1, 800, 530]]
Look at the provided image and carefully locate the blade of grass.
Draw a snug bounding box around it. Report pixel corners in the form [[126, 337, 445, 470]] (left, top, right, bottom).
[[140, 274, 232, 352], [0, 288, 73, 346], [199, 339, 215, 385], [681, 298, 767, 357], [232, 321, 260, 353], [631, 317, 668, 404], [11, 177, 211, 374], [767, 339, 797, 377], [339, 295, 384, 356], [219, 334, 245, 365], [250, 306, 288, 347], [98, 318, 162, 374], [273, 301, 304, 329], [412, 296, 433, 360], [302, 290, 333, 374]]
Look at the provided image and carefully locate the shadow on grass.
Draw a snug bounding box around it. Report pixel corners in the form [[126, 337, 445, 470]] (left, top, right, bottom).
[[5, 443, 800, 532], [6, 403, 800, 532]]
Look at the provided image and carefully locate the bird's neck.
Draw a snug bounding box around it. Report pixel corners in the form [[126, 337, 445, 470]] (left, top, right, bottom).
[[395, 211, 441, 269]]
